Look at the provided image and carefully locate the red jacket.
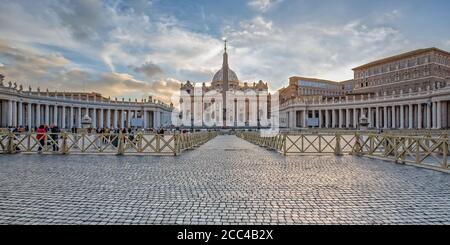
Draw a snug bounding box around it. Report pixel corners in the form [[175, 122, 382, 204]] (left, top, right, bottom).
[[36, 128, 46, 141]]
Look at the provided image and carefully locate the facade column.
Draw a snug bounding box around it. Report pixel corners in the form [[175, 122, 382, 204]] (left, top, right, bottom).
[[437, 101, 442, 129], [426, 103, 436, 129], [45, 104, 49, 125], [383, 106, 388, 129], [408, 104, 413, 129], [35, 104, 40, 126], [27, 103, 32, 129], [417, 104, 422, 129], [400, 105, 405, 129], [61, 106, 66, 129], [7, 100, 13, 127], [18, 102, 23, 127]]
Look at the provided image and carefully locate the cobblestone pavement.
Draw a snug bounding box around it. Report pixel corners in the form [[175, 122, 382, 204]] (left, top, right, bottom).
[[0, 135, 449, 225]]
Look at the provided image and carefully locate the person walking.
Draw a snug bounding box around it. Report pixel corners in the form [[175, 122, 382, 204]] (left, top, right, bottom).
[[36, 125, 46, 153]]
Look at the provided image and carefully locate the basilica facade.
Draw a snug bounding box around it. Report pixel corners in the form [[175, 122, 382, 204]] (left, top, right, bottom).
[[179, 41, 272, 128]]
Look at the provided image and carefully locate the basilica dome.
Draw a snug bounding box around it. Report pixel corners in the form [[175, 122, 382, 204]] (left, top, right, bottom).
[[212, 68, 239, 83]]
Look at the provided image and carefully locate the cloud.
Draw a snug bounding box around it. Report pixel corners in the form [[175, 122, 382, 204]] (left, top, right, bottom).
[[222, 15, 408, 83], [0, 40, 178, 103], [0, 1, 415, 99], [247, 0, 283, 13], [51, 0, 105, 41], [132, 62, 165, 79]]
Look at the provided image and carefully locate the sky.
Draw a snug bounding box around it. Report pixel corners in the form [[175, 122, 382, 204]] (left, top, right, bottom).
[[0, 0, 449, 102]]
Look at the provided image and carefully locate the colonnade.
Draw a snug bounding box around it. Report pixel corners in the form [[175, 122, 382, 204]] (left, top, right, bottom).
[[0, 100, 168, 130], [286, 100, 448, 129]]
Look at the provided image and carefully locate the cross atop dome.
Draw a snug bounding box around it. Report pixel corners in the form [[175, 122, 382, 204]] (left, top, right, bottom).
[[223, 38, 227, 52]]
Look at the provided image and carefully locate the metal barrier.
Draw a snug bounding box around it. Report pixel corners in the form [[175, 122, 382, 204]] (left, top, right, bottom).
[[237, 131, 449, 173], [0, 131, 218, 156]]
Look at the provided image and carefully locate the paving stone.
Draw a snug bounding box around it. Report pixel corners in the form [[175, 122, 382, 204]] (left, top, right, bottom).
[[0, 135, 449, 225]]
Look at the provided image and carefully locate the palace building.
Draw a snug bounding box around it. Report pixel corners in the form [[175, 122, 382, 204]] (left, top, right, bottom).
[[279, 47, 450, 129]]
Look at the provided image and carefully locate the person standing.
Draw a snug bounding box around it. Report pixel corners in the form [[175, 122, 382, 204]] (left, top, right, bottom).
[[50, 124, 60, 152]]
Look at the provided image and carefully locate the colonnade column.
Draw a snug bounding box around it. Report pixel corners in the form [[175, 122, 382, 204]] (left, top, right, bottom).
[[346, 109, 350, 128], [426, 103, 431, 129], [53, 105, 58, 126], [391, 106, 396, 128], [36, 104, 40, 126], [106, 109, 111, 128], [128, 110, 132, 128], [432, 102, 437, 129], [353, 108, 358, 128], [325, 110, 329, 128], [61, 106, 66, 129], [417, 104, 422, 129], [154, 109, 161, 128], [12, 101, 17, 127], [383, 106, 387, 129], [303, 109, 307, 128], [121, 110, 126, 128], [408, 104, 413, 129], [113, 109, 118, 129], [375, 107, 380, 129], [319, 109, 323, 128], [331, 110, 336, 128], [338, 109, 343, 128], [27, 103, 32, 129], [437, 101, 442, 129], [92, 108, 97, 129], [18, 101, 23, 127], [400, 105, 405, 129], [143, 110, 148, 128], [45, 104, 49, 125], [7, 100, 13, 127], [78, 107, 82, 128], [99, 108, 104, 128], [70, 107, 74, 129]]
